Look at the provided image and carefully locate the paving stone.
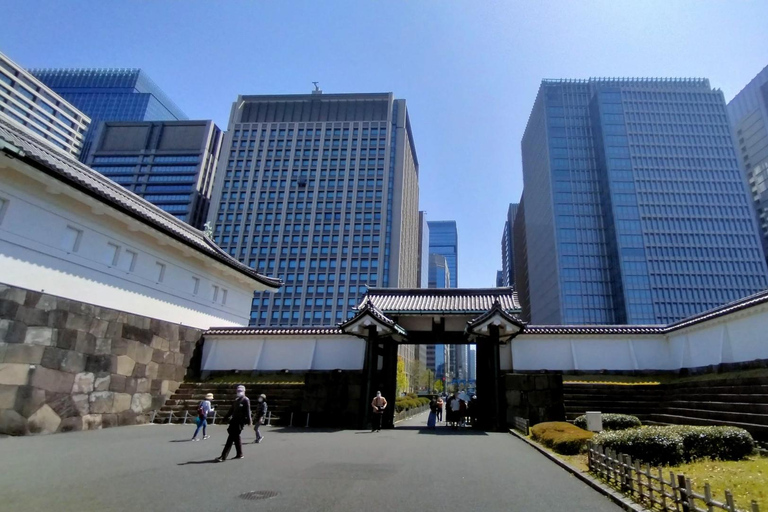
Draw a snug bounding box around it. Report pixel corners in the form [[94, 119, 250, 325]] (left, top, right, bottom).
[[24, 327, 56, 346], [3, 344, 45, 364], [0, 363, 30, 386], [71, 372, 95, 394], [30, 367, 74, 394], [89, 391, 114, 414], [0, 409, 28, 435]]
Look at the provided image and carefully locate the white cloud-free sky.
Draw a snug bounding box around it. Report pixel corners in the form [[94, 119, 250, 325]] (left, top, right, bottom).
[[2, 0, 767, 286]]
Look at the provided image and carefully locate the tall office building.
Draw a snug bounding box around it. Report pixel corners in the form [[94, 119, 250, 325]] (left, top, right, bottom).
[[29, 68, 187, 161], [727, 65, 768, 256], [467, 348, 476, 383], [520, 77, 768, 325], [0, 51, 89, 157], [428, 220, 458, 288], [417, 211, 430, 288], [512, 194, 531, 322], [500, 203, 518, 287], [85, 120, 222, 228], [428, 253, 451, 288], [495, 270, 504, 287], [208, 92, 420, 328]]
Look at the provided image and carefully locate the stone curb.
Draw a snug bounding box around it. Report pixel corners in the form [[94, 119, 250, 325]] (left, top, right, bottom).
[[508, 429, 650, 512]]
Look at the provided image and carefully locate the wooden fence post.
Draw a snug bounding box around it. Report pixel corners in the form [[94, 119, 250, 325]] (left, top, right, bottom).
[[677, 474, 690, 512], [657, 467, 667, 512], [703, 483, 713, 512], [625, 455, 635, 497], [725, 490, 736, 512], [751, 500, 760, 512]]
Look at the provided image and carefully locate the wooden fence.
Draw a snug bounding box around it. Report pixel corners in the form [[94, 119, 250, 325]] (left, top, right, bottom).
[[587, 443, 760, 512]]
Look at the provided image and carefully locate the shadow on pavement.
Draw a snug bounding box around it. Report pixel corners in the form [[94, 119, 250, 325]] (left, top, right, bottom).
[[177, 459, 220, 465], [268, 427, 343, 434], [395, 426, 489, 436], [169, 439, 194, 443]]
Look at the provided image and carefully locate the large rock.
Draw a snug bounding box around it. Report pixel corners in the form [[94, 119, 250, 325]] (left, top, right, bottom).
[[59, 416, 84, 432], [0, 384, 18, 409], [3, 344, 44, 365], [41, 348, 86, 374], [71, 372, 95, 394], [146, 361, 159, 380], [27, 404, 61, 434], [0, 409, 28, 435], [72, 394, 90, 416], [17, 386, 47, 417], [24, 327, 56, 346], [113, 392, 132, 412], [130, 393, 152, 413], [112, 338, 139, 360], [82, 414, 102, 430], [0, 363, 30, 386], [101, 414, 118, 428], [89, 391, 114, 414], [136, 378, 150, 393], [94, 374, 111, 391], [116, 355, 135, 377], [65, 313, 92, 332], [134, 344, 154, 365], [29, 366, 74, 393]]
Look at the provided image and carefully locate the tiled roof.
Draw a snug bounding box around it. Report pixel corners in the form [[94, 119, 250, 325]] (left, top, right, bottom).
[[522, 325, 666, 335], [339, 298, 407, 336], [206, 326, 344, 336], [664, 287, 768, 332], [363, 287, 521, 314], [466, 299, 525, 333], [0, 117, 281, 289]]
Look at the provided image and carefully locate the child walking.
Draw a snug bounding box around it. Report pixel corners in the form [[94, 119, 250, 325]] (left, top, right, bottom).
[[191, 393, 214, 441]]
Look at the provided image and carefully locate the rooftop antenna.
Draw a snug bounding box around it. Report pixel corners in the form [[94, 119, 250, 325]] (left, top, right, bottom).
[[312, 81, 322, 94]]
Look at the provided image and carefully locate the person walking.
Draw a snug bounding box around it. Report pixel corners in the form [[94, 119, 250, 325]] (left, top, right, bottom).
[[436, 395, 444, 422], [449, 392, 461, 429], [427, 396, 437, 429], [191, 393, 214, 441], [215, 385, 251, 462], [253, 394, 268, 443], [371, 391, 387, 432]]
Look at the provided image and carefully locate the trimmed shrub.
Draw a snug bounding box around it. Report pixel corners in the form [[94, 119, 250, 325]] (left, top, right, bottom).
[[573, 413, 641, 431], [593, 425, 754, 465], [530, 421, 594, 455]]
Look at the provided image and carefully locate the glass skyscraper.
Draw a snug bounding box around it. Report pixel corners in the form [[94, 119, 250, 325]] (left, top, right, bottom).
[[29, 68, 187, 161], [428, 220, 458, 288], [500, 203, 518, 287], [520, 77, 768, 325], [208, 92, 420, 327]]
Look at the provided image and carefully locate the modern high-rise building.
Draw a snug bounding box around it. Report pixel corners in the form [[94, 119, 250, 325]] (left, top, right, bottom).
[[85, 120, 222, 228], [495, 270, 504, 287], [428, 253, 451, 289], [417, 211, 430, 288], [512, 194, 531, 322], [208, 91, 420, 327], [520, 77, 768, 325], [29, 68, 187, 161], [727, 65, 768, 256], [0, 51, 89, 157], [467, 347, 476, 383], [500, 203, 518, 287], [428, 220, 458, 288]]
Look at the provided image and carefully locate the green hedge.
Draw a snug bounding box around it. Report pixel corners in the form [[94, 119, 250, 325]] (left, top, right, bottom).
[[593, 425, 754, 466], [530, 422, 594, 455], [395, 396, 430, 413], [573, 413, 641, 431]]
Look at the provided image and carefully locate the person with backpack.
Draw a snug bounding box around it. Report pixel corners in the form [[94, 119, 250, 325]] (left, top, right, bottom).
[[191, 393, 214, 441], [214, 385, 252, 462], [253, 394, 268, 443]]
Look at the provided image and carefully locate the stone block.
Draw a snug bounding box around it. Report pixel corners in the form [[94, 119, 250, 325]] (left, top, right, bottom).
[[59, 416, 84, 433], [16, 385, 47, 417], [94, 337, 111, 355], [109, 374, 126, 392], [169, 338, 180, 353], [130, 392, 152, 413], [71, 372, 94, 393], [3, 321, 27, 344], [150, 395, 166, 410], [41, 347, 86, 373], [72, 394, 90, 416], [105, 321, 122, 338], [117, 410, 137, 426], [47, 393, 78, 418], [172, 352, 185, 366], [0, 319, 9, 343], [175, 366, 187, 382], [534, 375, 550, 390], [0, 409, 28, 435], [23, 291, 43, 308], [124, 377, 138, 395], [85, 354, 115, 374], [146, 361, 159, 380], [150, 335, 164, 350], [65, 313, 92, 332], [74, 332, 97, 355], [0, 384, 18, 409], [0, 363, 30, 386], [46, 310, 68, 330], [97, 308, 120, 322], [88, 319, 109, 338], [101, 413, 118, 428], [3, 344, 45, 364], [36, 295, 57, 312], [122, 324, 152, 344], [113, 392, 132, 412], [151, 349, 165, 364], [54, 328, 77, 350], [112, 338, 138, 360], [27, 403, 61, 434], [0, 298, 20, 319], [41, 347, 66, 370], [67, 301, 96, 318], [94, 374, 111, 391], [116, 355, 136, 377], [135, 378, 150, 393], [30, 366, 74, 394], [183, 327, 201, 342], [132, 363, 147, 378], [15, 306, 48, 327], [134, 344, 154, 365], [89, 391, 114, 414], [0, 287, 26, 305], [82, 414, 102, 430], [24, 327, 56, 347]]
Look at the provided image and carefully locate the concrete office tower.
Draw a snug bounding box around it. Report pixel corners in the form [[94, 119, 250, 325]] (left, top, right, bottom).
[[428, 220, 458, 287], [500, 203, 519, 287], [208, 92, 420, 328], [0, 51, 89, 157], [30, 68, 187, 161], [417, 211, 430, 288], [520, 78, 768, 325], [727, 65, 768, 256], [85, 121, 222, 228], [512, 194, 531, 322]]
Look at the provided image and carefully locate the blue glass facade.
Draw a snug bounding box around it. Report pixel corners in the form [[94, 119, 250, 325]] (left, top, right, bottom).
[[522, 78, 768, 325], [29, 68, 187, 161], [428, 220, 458, 288]]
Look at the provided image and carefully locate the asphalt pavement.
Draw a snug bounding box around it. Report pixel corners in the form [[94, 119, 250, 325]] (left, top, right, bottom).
[[0, 412, 622, 512]]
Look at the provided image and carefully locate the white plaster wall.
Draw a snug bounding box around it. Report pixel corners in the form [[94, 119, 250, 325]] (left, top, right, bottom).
[[0, 164, 261, 328], [202, 335, 366, 371]]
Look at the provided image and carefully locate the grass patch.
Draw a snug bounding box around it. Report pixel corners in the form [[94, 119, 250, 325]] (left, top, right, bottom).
[[204, 374, 304, 385], [667, 456, 768, 509]]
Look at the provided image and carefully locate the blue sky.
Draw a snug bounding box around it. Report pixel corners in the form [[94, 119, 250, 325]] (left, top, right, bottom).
[[2, 0, 767, 287]]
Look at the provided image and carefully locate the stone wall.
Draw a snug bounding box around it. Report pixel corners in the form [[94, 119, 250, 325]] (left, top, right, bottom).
[[0, 283, 203, 435], [505, 373, 565, 427]]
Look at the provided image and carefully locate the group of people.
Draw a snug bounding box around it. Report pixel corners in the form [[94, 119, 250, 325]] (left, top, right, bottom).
[[189, 385, 270, 462], [428, 392, 479, 429]]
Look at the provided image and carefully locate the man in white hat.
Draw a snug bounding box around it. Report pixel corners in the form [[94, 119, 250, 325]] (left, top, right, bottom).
[[215, 385, 251, 462], [191, 392, 214, 441]]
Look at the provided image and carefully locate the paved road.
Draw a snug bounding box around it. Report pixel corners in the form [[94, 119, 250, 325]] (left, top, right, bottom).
[[0, 412, 621, 512]]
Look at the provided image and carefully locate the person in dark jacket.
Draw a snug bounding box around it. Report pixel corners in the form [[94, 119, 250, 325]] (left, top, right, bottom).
[[253, 394, 268, 443], [215, 385, 252, 462]]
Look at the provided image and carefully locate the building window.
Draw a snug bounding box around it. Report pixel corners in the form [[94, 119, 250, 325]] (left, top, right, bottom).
[[62, 225, 83, 253], [107, 242, 121, 266], [221, 289, 228, 305], [0, 197, 8, 225], [212, 285, 219, 302], [192, 277, 200, 295], [121, 249, 138, 272], [156, 262, 166, 283]]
